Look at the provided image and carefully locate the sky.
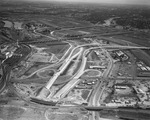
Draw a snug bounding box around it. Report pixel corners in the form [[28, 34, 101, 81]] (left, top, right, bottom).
[[23, 0, 150, 5]]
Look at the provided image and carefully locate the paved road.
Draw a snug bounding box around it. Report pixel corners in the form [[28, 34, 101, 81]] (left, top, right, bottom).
[[45, 47, 83, 90], [88, 48, 113, 120], [103, 45, 150, 50]]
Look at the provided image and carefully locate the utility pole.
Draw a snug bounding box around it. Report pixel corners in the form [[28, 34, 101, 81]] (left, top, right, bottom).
[[132, 57, 137, 81]]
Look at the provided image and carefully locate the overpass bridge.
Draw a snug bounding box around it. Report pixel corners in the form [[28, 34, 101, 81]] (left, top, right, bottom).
[[81, 76, 150, 81], [73, 44, 150, 50], [101, 45, 150, 50]]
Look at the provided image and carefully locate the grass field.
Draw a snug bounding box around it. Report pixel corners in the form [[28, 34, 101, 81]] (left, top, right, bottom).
[[130, 49, 150, 67]]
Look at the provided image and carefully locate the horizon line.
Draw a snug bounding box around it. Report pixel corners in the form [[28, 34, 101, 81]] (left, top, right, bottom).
[[1, 0, 150, 6]]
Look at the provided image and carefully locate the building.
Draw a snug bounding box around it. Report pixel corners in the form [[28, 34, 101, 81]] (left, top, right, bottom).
[[114, 84, 133, 95]]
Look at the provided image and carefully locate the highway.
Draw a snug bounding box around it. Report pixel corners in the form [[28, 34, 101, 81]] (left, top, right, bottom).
[[45, 47, 83, 90], [53, 48, 87, 99], [103, 45, 150, 50], [88, 47, 114, 120]]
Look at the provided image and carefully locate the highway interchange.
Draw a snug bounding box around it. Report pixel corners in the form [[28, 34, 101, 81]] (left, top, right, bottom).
[[1, 22, 150, 120], [1, 1, 150, 119], [27, 29, 150, 120]]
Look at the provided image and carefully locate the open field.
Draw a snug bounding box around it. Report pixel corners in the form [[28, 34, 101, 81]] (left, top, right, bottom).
[[130, 49, 150, 66]]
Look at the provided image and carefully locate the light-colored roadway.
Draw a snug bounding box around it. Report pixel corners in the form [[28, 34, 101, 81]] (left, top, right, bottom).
[[88, 48, 113, 120], [53, 49, 87, 99], [45, 47, 83, 90]]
